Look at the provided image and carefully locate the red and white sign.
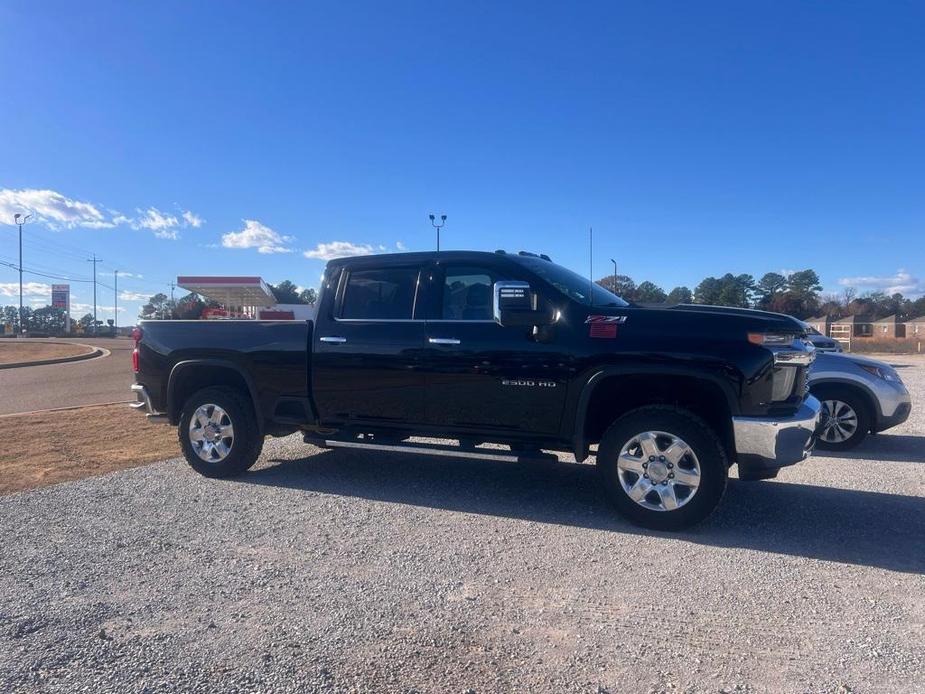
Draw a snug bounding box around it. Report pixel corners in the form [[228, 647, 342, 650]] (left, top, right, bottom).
[[51, 284, 70, 311]]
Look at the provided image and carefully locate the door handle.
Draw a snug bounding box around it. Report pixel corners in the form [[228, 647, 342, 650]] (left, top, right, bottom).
[[428, 337, 461, 345], [319, 336, 347, 344]]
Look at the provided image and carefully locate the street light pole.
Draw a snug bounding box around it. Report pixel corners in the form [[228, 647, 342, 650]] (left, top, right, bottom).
[[429, 214, 447, 251], [610, 258, 617, 294], [13, 213, 32, 335], [114, 270, 118, 334]]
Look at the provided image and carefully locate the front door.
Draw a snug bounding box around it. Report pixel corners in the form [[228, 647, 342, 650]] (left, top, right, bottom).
[[421, 263, 571, 436], [312, 263, 426, 426]]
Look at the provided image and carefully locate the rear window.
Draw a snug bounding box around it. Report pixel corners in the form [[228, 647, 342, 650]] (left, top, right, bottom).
[[341, 267, 419, 319]]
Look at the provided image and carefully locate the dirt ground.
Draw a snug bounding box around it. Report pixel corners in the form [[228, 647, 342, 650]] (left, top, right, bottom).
[[0, 404, 178, 495], [0, 340, 93, 365]]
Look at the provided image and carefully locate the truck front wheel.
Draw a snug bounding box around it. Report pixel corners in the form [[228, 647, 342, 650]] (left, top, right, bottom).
[[179, 387, 263, 478], [597, 406, 728, 531]]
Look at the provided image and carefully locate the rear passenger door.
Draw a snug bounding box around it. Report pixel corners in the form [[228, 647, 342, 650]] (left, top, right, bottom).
[[420, 263, 570, 435], [311, 263, 426, 426]]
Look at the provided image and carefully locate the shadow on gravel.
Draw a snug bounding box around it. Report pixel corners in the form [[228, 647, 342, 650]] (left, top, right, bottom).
[[240, 449, 925, 575], [813, 435, 925, 464]]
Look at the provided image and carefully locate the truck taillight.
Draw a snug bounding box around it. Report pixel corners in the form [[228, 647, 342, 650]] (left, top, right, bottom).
[[131, 327, 142, 373]]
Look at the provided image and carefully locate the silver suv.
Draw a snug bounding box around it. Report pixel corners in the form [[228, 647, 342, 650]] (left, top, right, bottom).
[[809, 353, 912, 450]]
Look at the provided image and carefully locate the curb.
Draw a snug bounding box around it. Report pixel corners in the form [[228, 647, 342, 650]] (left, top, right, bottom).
[[0, 344, 108, 370]]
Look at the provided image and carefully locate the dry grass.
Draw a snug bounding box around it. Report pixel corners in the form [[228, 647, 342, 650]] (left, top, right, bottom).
[[0, 340, 93, 365], [0, 404, 179, 495]]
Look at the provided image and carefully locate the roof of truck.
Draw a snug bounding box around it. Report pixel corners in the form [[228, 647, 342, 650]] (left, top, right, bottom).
[[325, 250, 553, 265]]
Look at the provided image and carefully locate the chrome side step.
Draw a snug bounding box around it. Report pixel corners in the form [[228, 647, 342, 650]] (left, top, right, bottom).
[[322, 439, 554, 464]]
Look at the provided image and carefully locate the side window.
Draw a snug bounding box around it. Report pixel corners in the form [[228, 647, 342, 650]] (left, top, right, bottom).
[[443, 266, 494, 321], [341, 267, 420, 319]]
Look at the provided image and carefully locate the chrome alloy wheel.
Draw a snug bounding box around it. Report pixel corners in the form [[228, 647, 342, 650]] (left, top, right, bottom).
[[616, 431, 701, 512], [189, 404, 235, 462], [820, 399, 859, 444]]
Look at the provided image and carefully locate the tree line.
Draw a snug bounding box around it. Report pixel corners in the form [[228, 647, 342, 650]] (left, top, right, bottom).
[[596, 269, 925, 321]]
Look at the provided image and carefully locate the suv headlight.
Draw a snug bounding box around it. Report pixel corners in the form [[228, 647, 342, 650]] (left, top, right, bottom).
[[858, 363, 902, 383], [748, 332, 795, 346]]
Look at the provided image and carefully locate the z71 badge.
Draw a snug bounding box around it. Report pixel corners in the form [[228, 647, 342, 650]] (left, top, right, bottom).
[[502, 379, 557, 388], [585, 314, 627, 338]]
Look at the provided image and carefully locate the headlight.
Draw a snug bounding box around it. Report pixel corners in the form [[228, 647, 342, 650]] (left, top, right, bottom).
[[748, 332, 796, 346], [859, 363, 902, 383]]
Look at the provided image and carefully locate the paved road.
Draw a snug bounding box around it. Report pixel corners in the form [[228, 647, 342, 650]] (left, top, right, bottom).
[[0, 357, 922, 692], [0, 338, 133, 415]]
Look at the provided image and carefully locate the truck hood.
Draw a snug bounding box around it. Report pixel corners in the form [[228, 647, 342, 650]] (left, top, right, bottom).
[[665, 304, 806, 333]]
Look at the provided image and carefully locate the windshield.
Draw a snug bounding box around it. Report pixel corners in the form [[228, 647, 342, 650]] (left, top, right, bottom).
[[513, 256, 629, 307], [799, 321, 823, 336]]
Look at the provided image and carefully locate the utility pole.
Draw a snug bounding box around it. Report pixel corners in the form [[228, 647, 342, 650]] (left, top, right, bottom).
[[610, 258, 617, 294], [429, 214, 447, 251], [168, 281, 176, 319], [88, 254, 102, 335], [114, 270, 118, 334], [13, 213, 32, 335]]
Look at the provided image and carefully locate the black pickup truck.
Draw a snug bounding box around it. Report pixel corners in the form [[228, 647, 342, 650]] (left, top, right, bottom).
[[132, 250, 820, 529]]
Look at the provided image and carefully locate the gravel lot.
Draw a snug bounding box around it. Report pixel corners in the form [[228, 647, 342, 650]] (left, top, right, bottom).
[[1, 357, 923, 693]]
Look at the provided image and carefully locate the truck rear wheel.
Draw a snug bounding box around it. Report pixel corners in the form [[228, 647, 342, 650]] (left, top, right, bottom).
[[597, 406, 728, 531], [178, 387, 263, 478]]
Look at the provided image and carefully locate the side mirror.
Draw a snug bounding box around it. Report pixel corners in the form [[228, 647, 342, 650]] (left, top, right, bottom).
[[493, 281, 553, 327]]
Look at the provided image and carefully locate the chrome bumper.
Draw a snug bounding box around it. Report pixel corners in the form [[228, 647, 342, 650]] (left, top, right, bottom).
[[732, 395, 822, 470], [131, 384, 169, 423]]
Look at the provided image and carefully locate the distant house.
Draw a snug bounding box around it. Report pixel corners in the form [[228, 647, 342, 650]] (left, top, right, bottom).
[[830, 315, 873, 342], [871, 315, 905, 339], [906, 316, 925, 337], [804, 316, 831, 336]]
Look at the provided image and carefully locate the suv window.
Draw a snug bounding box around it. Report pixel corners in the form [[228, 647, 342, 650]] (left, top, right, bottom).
[[443, 267, 494, 320], [341, 267, 419, 319]]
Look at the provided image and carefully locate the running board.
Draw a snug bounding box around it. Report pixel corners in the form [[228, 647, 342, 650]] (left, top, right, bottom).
[[322, 439, 558, 464]]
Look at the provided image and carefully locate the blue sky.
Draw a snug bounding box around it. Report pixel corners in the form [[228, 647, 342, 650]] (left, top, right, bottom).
[[1, 1, 923, 321]]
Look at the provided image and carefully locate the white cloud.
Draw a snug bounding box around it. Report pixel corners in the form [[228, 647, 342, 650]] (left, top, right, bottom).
[[222, 219, 293, 254], [132, 207, 180, 239], [396, 241, 407, 251], [303, 241, 375, 260], [71, 302, 125, 314], [0, 188, 112, 229], [130, 206, 204, 240], [837, 269, 924, 297], [0, 188, 203, 240], [119, 272, 144, 279], [0, 282, 51, 298], [182, 210, 204, 228], [119, 290, 149, 301]]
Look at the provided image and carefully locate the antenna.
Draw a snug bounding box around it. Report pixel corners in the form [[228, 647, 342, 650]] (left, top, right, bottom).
[[589, 226, 594, 307]]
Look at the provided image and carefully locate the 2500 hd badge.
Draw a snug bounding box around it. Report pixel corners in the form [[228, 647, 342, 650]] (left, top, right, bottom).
[[502, 379, 557, 387]]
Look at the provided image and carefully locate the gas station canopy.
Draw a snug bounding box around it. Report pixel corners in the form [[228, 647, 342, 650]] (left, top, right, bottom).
[[176, 276, 276, 318]]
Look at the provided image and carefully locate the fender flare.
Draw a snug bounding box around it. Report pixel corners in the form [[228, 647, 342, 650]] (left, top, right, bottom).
[[570, 365, 739, 461], [808, 377, 882, 421], [167, 358, 263, 432]]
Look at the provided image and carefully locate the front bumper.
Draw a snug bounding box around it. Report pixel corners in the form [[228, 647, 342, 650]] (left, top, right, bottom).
[[131, 384, 169, 423], [732, 395, 822, 471]]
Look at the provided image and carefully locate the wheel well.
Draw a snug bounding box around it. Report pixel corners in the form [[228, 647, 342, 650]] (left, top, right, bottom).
[[170, 365, 255, 423], [810, 381, 877, 430], [582, 374, 733, 454]]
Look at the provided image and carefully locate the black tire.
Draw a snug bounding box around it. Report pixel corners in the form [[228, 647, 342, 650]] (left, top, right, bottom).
[[597, 406, 728, 531], [812, 385, 871, 451], [178, 386, 263, 478]]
